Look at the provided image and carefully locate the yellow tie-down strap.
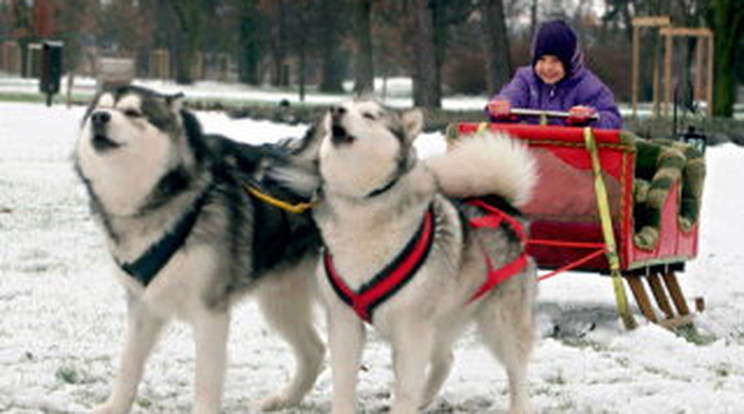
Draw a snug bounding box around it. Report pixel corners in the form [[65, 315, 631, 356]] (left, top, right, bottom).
[[584, 127, 637, 330], [244, 183, 316, 214]]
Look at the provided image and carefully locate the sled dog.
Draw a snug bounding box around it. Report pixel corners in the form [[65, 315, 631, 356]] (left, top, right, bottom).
[[312, 101, 538, 414], [74, 86, 325, 414]]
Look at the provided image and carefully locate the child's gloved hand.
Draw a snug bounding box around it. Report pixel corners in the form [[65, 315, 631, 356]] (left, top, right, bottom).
[[567, 105, 597, 125], [486, 100, 513, 121], [487, 100, 519, 122]]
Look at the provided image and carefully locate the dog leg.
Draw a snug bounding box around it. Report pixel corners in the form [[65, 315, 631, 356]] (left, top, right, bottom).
[[92, 300, 165, 414], [390, 321, 433, 414], [327, 306, 365, 414], [257, 281, 325, 411], [420, 345, 453, 409], [477, 294, 534, 414], [191, 308, 230, 414]]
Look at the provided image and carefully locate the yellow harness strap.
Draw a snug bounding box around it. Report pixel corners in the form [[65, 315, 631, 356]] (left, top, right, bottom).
[[584, 127, 638, 330], [244, 184, 316, 214]]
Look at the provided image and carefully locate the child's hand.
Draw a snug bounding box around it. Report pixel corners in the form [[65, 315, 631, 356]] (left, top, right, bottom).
[[487, 100, 512, 119], [567, 105, 596, 125]]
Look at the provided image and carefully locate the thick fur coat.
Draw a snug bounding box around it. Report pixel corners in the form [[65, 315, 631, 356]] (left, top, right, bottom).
[[74, 86, 324, 414], [310, 100, 539, 414]]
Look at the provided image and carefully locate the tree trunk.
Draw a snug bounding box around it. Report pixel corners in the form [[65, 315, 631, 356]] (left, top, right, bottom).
[[353, 0, 375, 96], [270, 0, 289, 87], [166, 0, 204, 85], [318, 0, 346, 93], [709, 0, 743, 117], [480, 0, 512, 96], [409, 0, 441, 108], [237, 0, 264, 85], [529, 0, 538, 39]]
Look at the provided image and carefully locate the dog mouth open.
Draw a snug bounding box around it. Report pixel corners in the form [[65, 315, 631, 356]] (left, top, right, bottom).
[[91, 133, 123, 152], [331, 123, 355, 145]]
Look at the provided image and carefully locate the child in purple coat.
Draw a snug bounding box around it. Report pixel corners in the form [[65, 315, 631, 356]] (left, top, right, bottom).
[[487, 20, 622, 129]]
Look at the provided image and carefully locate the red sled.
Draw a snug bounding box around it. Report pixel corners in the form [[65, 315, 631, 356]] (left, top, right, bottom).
[[449, 122, 703, 329]]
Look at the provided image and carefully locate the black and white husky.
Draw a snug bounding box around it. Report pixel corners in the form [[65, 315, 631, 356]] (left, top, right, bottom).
[[74, 86, 325, 414], [311, 101, 539, 414]]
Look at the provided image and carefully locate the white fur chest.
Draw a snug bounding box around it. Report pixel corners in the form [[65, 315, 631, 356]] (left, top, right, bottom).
[[317, 198, 431, 290]]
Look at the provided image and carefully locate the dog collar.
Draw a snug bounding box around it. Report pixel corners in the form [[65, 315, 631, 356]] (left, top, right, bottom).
[[323, 205, 435, 323], [366, 176, 400, 198], [117, 189, 209, 286], [366, 153, 414, 198]]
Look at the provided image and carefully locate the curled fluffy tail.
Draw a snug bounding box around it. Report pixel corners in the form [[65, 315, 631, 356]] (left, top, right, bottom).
[[423, 132, 537, 207]]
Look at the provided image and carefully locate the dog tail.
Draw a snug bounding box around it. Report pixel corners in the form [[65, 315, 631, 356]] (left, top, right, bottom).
[[424, 132, 537, 207]]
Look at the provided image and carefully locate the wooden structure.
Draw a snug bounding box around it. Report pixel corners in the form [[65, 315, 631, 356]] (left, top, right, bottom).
[[25, 43, 42, 78], [631, 16, 670, 119], [1, 41, 22, 75], [97, 57, 135, 91], [660, 27, 714, 118], [449, 122, 702, 330], [631, 16, 714, 118], [149, 49, 170, 80]]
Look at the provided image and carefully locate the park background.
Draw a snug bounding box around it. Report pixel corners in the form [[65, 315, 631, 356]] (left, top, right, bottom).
[[1, 0, 743, 119]]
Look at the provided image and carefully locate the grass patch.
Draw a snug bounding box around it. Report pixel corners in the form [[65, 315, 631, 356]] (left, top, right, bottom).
[[136, 397, 153, 408], [55, 365, 79, 384], [0, 92, 45, 103], [0, 91, 91, 106], [675, 324, 717, 345], [713, 364, 731, 378], [545, 370, 568, 385]]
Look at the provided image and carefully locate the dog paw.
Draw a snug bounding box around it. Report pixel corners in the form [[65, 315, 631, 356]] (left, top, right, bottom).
[[259, 391, 302, 411], [90, 403, 122, 414], [507, 405, 532, 414]]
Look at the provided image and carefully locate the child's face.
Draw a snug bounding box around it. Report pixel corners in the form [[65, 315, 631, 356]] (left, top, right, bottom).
[[535, 55, 566, 85]]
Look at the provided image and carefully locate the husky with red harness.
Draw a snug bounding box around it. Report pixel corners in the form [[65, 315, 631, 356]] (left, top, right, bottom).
[[312, 100, 538, 414]]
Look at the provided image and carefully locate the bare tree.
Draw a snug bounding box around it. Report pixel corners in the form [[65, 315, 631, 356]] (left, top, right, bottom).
[[408, 0, 441, 108], [317, 0, 347, 93], [268, 0, 290, 86], [161, 0, 217, 85], [480, 0, 513, 96], [709, 0, 743, 117], [235, 0, 265, 85], [352, 0, 375, 96]]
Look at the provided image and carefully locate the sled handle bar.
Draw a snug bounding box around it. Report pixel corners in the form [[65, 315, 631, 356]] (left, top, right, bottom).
[[510, 108, 600, 122]]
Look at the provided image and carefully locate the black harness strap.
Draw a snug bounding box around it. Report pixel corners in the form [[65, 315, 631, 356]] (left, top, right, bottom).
[[118, 190, 209, 286]]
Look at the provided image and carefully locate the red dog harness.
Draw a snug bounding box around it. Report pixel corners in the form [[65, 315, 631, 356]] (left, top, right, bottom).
[[324, 206, 435, 323], [323, 200, 529, 323], [465, 199, 530, 303]]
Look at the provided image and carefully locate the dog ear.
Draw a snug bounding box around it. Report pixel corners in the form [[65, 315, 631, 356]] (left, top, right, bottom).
[[401, 109, 423, 141], [166, 92, 185, 112]]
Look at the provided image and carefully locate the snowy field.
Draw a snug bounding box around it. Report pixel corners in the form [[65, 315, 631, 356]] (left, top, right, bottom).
[[1, 100, 744, 413]]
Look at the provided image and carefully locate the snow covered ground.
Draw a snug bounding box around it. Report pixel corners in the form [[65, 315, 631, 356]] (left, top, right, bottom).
[[1, 100, 744, 413]]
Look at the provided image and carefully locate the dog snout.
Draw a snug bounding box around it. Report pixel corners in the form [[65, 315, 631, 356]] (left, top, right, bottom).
[[329, 105, 346, 120], [91, 111, 111, 126]]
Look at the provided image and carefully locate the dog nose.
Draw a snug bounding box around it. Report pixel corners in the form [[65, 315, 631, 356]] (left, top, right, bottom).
[[91, 111, 111, 125], [329, 106, 346, 119]]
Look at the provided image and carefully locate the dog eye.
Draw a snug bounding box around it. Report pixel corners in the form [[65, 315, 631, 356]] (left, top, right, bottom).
[[363, 112, 377, 120], [123, 109, 142, 118]]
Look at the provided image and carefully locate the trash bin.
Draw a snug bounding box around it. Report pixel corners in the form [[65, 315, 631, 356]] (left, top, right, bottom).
[[39, 40, 63, 106]]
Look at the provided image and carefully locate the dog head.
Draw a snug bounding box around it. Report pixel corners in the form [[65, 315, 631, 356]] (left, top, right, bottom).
[[75, 86, 195, 216], [317, 100, 423, 198]]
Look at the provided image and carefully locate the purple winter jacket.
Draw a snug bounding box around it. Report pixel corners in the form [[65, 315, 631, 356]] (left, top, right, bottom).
[[488, 66, 623, 130]]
